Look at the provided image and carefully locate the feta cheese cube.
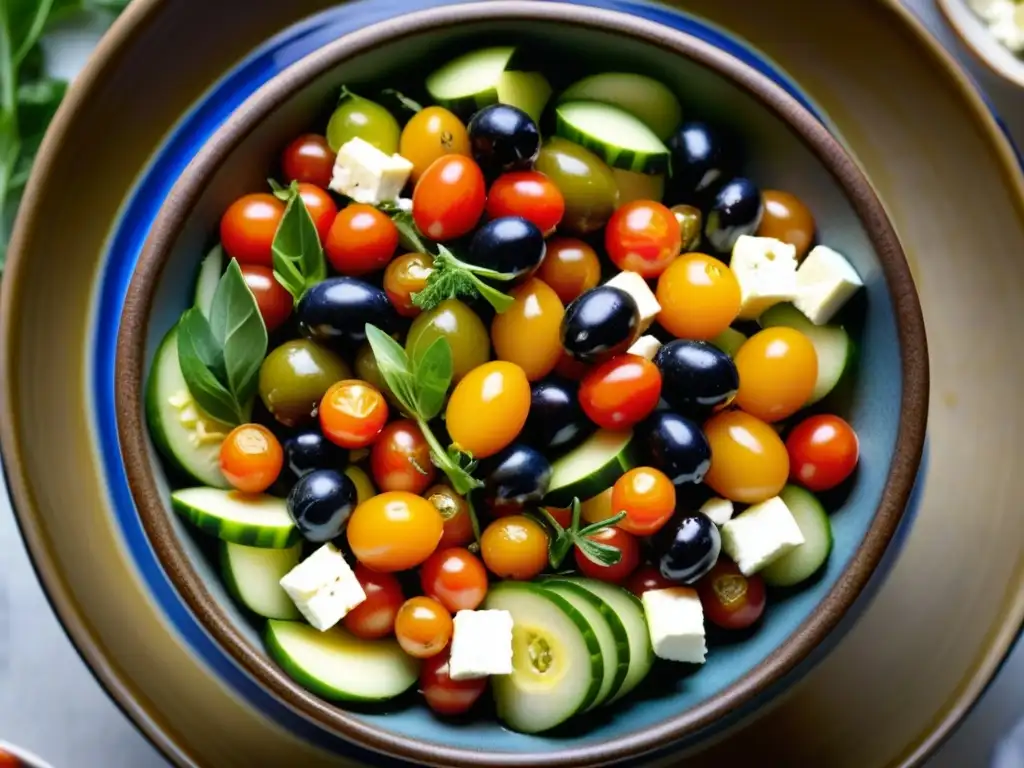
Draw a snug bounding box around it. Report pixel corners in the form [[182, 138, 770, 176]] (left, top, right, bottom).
[[329, 137, 413, 205], [448, 609, 514, 680], [605, 271, 661, 332], [641, 587, 706, 664], [700, 496, 735, 527], [627, 334, 662, 360], [729, 236, 799, 320], [793, 245, 864, 325], [720, 496, 805, 576], [279, 543, 366, 631]]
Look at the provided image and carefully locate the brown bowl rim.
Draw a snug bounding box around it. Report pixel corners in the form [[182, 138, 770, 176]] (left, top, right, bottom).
[[114, 3, 929, 766]]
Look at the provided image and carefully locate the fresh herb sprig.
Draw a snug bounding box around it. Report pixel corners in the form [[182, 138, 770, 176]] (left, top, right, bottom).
[[535, 498, 627, 569], [271, 180, 326, 304], [413, 245, 516, 313], [177, 259, 268, 426]]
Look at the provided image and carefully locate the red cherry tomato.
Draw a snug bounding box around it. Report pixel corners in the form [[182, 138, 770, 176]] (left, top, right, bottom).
[[543, 506, 573, 530], [370, 419, 437, 494], [426, 484, 475, 549], [485, 171, 565, 235], [282, 134, 336, 188], [697, 558, 766, 630], [579, 354, 662, 429], [220, 193, 285, 266], [611, 467, 676, 536], [624, 564, 677, 597], [574, 526, 640, 584], [554, 350, 591, 381], [297, 183, 338, 243], [0, 750, 18, 768], [605, 200, 682, 278], [343, 564, 405, 639], [319, 380, 389, 449], [413, 155, 486, 241], [325, 203, 399, 276], [420, 547, 489, 612], [239, 264, 292, 333], [219, 424, 283, 493], [420, 650, 488, 716], [786, 414, 860, 492]]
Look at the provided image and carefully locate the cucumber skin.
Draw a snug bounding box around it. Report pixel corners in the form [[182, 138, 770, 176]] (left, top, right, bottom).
[[544, 434, 642, 508], [220, 541, 301, 621], [554, 104, 670, 175], [170, 492, 300, 549], [558, 73, 683, 141], [761, 485, 833, 587]]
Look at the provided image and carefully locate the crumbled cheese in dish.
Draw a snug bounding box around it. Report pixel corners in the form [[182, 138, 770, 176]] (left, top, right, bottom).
[[329, 137, 414, 204], [448, 609, 514, 680]]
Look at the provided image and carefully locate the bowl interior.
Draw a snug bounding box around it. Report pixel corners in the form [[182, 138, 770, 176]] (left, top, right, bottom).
[[139, 15, 902, 755]]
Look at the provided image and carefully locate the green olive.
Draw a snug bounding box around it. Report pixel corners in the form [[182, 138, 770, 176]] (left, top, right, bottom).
[[258, 339, 351, 426], [671, 204, 703, 252], [534, 137, 619, 235], [406, 299, 490, 382], [326, 89, 401, 154]]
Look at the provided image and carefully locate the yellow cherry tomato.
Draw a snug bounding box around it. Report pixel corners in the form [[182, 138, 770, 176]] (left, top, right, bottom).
[[406, 299, 490, 382], [394, 596, 453, 658], [445, 361, 531, 458], [656, 253, 741, 340], [347, 491, 443, 571], [734, 327, 818, 422], [400, 106, 471, 183], [480, 515, 549, 580], [703, 410, 789, 503], [490, 278, 565, 381]]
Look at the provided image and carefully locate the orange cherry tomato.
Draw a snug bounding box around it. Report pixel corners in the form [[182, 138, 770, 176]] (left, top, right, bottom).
[[579, 354, 662, 429], [347, 491, 444, 571], [413, 155, 486, 241], [536, 237, 602, 304], [757, 190, 816, 260], [384, 252, 434, 317], [611, 467, 676, 536], [282, 133, 336, 189], [395, 596, 453, 659], [445, 361, 531, 458], [319, 380, 389, 449], [343, 563, 404, 639], [400, 106, 471, 183], [486, 171, 565, 235], [219, 424, 283, 493], [220, 193, 285, 266], [656, 253, 741, 340], [605, 200, 682, 278], [239, 264, 292, 333], [704, 410, 789, 504], [786, 414, 860, 491], [480, 515, 549, 580], [574, 526, 640, 584], [490, 278, 565, 381], [370, 419, 437, 495], [420, 650, 488, 716], [734, 327, 818, 422], [420, 547, 489, 612], [426, 484, 475, 548], [297, 182, 338, 243], [324, 203, 399, 275]]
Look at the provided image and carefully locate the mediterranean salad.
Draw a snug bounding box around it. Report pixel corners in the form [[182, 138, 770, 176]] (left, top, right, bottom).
[[147, 45, 865, 734]]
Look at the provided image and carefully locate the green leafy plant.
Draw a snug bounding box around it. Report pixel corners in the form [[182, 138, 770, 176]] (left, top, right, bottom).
[[270, 180, 327, 304], [412, 244, 516, 313], [534, 499, 626, 568]]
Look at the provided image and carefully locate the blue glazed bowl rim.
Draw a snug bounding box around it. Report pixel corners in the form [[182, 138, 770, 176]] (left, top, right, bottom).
[[113, 3, 928, 766]]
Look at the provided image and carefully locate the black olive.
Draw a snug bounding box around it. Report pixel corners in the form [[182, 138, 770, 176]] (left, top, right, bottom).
[[638, 411, 711, 487], [666, 121, 738, 202], [468, 104, 541, 175], [467, 216, 546, 278], [561, 286, 640, 363], [286, 468, 357, 542], [522, 377, 593, 453], [704, 177, 764, 253], [282, 430, 348, 486], [654, 340, 739, 420], [297, 277, 399, 349], [654, 511, 721, 583], [481, 444, 552, 515]]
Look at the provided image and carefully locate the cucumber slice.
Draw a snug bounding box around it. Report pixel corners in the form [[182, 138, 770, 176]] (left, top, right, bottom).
[[709, 327, 748, 358], [541, 580, 629, 708], [425, 47, 552, 121], [759, 303, 853, 403], [483, 582, 603, 733], [497, 70, 552, 124], [221, 540, 302, 619], [558, 73, 682, 140], [557, 577, 653, 702], [554, 101, 670, 174], [612, 168, 665, 205], [544, 429, 639, 507], [171, 487, 299, 548], [145, 325, 230, 488], [265, 620, 419, 702], [194, 245, 224, 317], [761, 485, 833, 587]]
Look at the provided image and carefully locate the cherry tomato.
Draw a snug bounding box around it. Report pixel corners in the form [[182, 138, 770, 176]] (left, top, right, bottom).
[[220, 193, 285, 266], [757, 190, 816, 260], [480, 515, 549, 580], [579, 354, 662, 429], [656, 253, 741, 340], [219, 424, 283, 493], [786, 414, 860, 491], [486, 171, 565, 235], [611, 467, 676, 536], [343, 563, 404, 639], [421, 547, 489, 612], [0, 751, 18, 768], [297, 182, 338, 243], [370, 419, 437, 494], [536, 237, 602, 304], [544, 505, 573, 529], [446, 361, 531, 458], [319, 380, 389, 449], [697, 558, 766, 630], [427, 484, 475, 548], [420, 650, 488, 716], [605, 200, 682, 278], [400, 106, 471, 183], [239, 264, 292, 333], [624, 564, 677, 597], [704, 410, 789, 504], [347, 491, 444, 571], [734, 327, 818, 422], [413, 155, 486, 241], [324, 203, 399, 275], [395, 596, 453, 658], [490, 278, 565, 381], [574, 526, 640, 584], [384, 252, 434, 317], [281, 133, 336, 188], [554, 350, 591, 381]]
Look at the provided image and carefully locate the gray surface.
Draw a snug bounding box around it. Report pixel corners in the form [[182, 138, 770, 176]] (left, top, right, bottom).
[[0, 1, 1022, 766]]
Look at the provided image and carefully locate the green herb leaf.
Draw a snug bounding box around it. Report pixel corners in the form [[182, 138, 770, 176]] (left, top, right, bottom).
[[578, 510, 626, 537], [208, 259, 268, 408], [411, 335, 453, 421], [363, 324, 418, 415], [538, 498, 626, 570], [576, 537, 623, 567], [267, 177, 290, 201], [271, 182, 326, 303], [16, 76, 65, 138], [380, 88, 423, 115], [176, 309, 243, 425], [389, 209, 431, 255], [8, 0, 55, 67], [412, 245, 515, 313]]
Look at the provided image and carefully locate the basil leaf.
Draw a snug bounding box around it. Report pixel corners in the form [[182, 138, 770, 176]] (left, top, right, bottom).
[[576, 538, 623, 567], [208, 259, 267, 408], [272, 185, 326, 303], [411, 336, 452, 420], [364, 324, 419, 416], [176, 309, 242, 425], [179, 306, 225, 379]]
